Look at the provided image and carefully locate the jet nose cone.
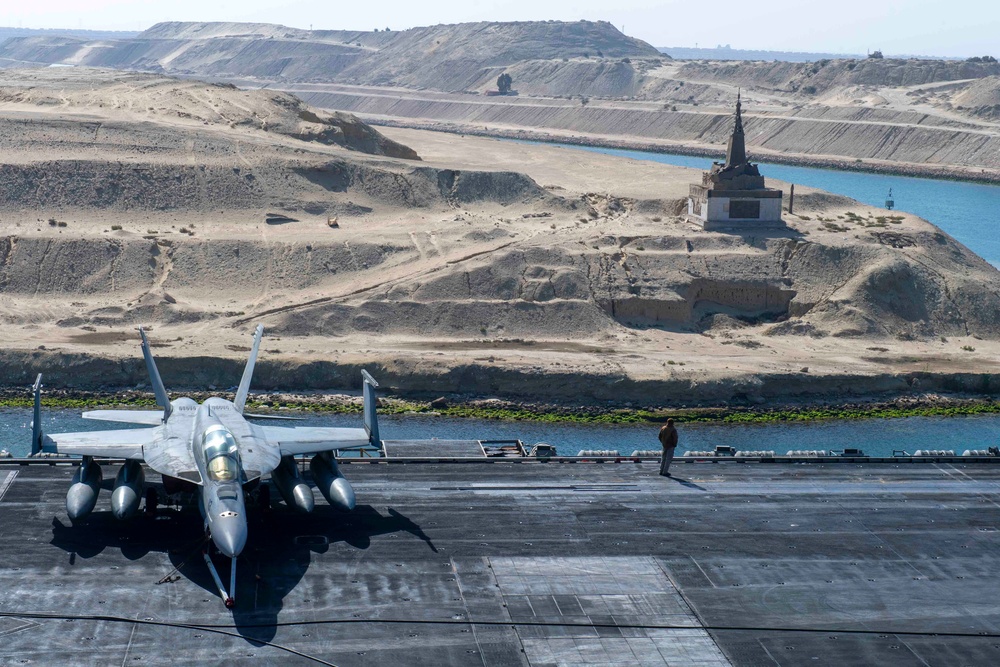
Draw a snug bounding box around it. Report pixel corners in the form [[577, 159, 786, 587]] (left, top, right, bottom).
[[213, 516, 247, 558]]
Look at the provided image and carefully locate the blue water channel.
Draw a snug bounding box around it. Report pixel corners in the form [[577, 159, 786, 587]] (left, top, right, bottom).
[[2, 407, 999, 459], [529, 142, 1000, 267]]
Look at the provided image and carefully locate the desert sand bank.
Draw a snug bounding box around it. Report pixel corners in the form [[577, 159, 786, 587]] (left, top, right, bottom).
[[2, 70, 1000, 410]]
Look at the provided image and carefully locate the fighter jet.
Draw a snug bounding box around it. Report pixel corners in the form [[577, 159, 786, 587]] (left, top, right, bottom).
[[30, 325, 380, 608]]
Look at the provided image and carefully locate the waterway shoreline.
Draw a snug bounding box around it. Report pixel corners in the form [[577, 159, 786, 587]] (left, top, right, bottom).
[[4, 386, 1000, 426], [369, 118, 1000, 185]]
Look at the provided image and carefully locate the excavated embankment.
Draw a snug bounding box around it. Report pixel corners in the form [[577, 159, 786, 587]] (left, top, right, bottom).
[[4, 22, 999, 177], [5, 347, 1000, 407], [0, 157, 546, 213], [293, 90, 1000, 171], [3, 218, 999, 343], [3, 69, 1000, 409]]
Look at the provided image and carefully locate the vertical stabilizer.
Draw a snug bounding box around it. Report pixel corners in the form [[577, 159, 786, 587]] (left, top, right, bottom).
[[234, 324, 264, 414], [361, 370, 380, 445], [31, 374, 43, 456], [139, 328, 172, 422]]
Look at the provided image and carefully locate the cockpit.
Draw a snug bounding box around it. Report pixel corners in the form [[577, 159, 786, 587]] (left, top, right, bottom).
[[202, 424, 240, 482]]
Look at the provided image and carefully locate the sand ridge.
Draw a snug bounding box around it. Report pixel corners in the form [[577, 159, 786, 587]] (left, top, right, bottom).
[[1, 69, 1000, 405], [4, 21, 998, 178]]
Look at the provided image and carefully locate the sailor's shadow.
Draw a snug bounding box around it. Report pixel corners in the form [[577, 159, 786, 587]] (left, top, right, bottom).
[[670, 475, 707, 491]]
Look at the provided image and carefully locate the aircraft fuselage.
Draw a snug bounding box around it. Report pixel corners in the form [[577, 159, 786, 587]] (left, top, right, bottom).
[[191, 397, 250, 558]]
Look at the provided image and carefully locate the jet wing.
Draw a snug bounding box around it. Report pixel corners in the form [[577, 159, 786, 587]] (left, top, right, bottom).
[[256, 426, 371, 456], [41, 428, 155, 460], [83, 410, 164, 425], [142, 431, 203, 485]]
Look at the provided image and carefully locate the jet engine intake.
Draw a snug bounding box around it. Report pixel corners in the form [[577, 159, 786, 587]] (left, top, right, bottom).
[[66, 456, 103, 520], [270, 455, 314, 513], [111, 459, 145, 520], [310, 452, 355, 511]]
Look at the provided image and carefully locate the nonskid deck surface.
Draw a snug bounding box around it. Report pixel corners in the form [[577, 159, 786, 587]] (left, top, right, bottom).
[[2, 461, 1000, 666]]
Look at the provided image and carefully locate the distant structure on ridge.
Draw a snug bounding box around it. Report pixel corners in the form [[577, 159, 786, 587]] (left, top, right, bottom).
[[688, 94, 784, 230]]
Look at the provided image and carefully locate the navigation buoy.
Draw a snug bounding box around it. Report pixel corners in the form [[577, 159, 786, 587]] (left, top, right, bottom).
[[885, 188, 895, 210]]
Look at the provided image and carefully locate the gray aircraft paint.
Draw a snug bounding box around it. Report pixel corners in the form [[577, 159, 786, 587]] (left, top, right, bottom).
[[30, 326, 381, 607]]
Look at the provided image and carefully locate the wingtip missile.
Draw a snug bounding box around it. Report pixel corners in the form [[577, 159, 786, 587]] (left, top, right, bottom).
[[31, 373, 43, 456]]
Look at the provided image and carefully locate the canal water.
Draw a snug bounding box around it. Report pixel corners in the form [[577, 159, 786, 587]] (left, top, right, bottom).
[[2, 408, 999, 459], [530, 142, 1000, 267]]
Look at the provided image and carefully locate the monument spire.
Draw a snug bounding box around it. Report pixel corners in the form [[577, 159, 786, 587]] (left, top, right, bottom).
[[687, 88, 783, 230], [725, 90, 747, 167]]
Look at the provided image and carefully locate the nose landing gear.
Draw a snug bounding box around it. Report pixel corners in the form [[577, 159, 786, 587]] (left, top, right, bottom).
[[202, 549, 237, 609]]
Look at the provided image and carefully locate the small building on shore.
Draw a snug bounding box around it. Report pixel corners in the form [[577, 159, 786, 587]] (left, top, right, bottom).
[[688, 94, 784, 230]]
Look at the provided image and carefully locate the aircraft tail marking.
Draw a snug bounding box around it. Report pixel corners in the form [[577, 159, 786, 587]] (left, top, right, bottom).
[[361, 370, 380, 445], [234, 324, 264, 414], [139, 328, 172, 422]]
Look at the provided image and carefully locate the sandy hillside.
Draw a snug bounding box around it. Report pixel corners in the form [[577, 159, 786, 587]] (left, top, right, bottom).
[[3, 21, 999, 178], [951, 76, 1000, 119], [2, 68, 1000, 404]]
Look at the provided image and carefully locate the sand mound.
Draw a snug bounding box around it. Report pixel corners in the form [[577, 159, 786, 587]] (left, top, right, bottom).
[[953, 76, 1000, 119], [0, 20, 661, 93], [0, 70, 559, 222], [337, 20, 661, 91], [0, 69, 418, 159]]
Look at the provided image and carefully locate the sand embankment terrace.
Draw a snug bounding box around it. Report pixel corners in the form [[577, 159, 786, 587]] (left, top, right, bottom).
[[2, 21, 999, 182], [287, 83, 1000, 184], [2, 69, 1000, 408]]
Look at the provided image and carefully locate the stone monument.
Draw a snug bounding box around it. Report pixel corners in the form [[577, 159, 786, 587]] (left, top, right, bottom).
[[688, 93, 783, 230]]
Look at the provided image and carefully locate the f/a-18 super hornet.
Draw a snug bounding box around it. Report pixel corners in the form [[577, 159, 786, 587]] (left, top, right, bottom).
[[30, 325, 380, 608]]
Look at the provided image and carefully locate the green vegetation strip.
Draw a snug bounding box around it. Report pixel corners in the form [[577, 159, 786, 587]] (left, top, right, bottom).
[[3, 392, 1000, 425], [425, 402, 1000, 425]]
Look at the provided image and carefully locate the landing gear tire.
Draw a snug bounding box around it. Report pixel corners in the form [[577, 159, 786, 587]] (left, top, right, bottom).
[[258, 484, 271, 511], [145, 487, 159, 516]]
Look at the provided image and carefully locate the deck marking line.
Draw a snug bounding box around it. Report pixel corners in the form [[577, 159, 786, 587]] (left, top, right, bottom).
[[0, 471, 18, 502]]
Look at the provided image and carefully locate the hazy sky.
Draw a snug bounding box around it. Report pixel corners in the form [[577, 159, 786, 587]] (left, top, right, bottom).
[[4, 0, 997, 57]]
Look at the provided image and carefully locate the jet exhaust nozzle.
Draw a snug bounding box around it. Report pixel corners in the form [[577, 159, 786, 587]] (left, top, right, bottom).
[[270, 456, 315, 513], [111, 460, 145, 520], [310, 453, 356, 511], [66, 458, 103, 520]]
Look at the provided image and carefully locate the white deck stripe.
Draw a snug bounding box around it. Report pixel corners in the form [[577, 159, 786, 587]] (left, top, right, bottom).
[[0, 471, 19, 502]]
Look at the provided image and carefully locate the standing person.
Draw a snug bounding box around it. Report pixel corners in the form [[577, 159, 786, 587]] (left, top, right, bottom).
[[658, 418, 678, 477]]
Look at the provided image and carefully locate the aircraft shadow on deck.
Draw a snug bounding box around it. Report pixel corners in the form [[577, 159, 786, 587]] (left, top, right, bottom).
[[49, 498, 436, 643]]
